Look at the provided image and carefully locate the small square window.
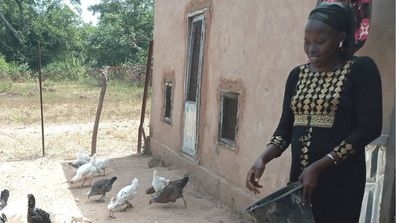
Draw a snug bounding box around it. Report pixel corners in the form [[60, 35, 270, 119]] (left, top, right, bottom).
[[219, 92, 239, 146], [164, 81, 173, 123]]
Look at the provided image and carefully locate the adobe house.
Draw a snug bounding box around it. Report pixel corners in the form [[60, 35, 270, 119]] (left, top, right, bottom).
[[148, 0, 394, 222]]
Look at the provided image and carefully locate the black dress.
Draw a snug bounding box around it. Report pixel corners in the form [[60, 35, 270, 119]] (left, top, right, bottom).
[[268, 56, 382, 223]]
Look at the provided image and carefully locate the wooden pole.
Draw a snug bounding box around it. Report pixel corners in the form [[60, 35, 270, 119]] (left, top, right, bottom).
[[137, 40, 153, 154], [91, 68, 108, 156], [37, 41, 45, 156]]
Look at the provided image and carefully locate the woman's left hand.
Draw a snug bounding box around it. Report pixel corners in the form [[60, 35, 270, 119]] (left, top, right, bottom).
[[298, 164, 320, 207]]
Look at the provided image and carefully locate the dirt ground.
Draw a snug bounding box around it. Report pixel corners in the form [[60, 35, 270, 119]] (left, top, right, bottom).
[[0, 121, 253, 223]]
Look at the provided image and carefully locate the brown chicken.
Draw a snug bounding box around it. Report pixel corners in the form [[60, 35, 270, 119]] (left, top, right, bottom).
[[149, 176, 189, 207]]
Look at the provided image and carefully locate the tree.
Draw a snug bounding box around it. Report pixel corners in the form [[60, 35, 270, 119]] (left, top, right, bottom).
[[86, 0, 154, 66], [0, 0, 84, 70], [0, 0, 154, 76]]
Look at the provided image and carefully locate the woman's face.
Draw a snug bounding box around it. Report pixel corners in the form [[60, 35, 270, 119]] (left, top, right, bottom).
[[304, 19, 342, 71]]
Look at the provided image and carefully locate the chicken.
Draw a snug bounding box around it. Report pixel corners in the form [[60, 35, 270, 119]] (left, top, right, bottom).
[[70, 215, 92, 223], [149, 176, 189, 207], [152, 170, 170, 193], [0, 189, 9, 210], [94, 158, 109, 176], [49, 212, 92, 223], [0, 213, 6, 223], [107, 177, 139, 218], [87, 176, 117, 201], [68, 150, 91, 169], [27, 194, 51, 223], [69, 154, 98, 187]]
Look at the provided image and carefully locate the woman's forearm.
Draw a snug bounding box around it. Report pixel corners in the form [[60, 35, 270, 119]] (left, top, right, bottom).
[[259, 143, 284, 164]]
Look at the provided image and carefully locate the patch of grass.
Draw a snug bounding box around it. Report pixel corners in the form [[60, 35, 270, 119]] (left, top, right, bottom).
[[0, 79, 149, 126], [0, 81, 12, 92]]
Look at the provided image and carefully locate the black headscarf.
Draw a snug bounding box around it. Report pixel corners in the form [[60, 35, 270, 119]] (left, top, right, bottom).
[[308, 2, 354, 34], [309, 2, 356, 55]]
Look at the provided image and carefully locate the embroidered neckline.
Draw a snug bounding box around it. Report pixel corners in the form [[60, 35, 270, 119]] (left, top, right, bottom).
[[292, 60, 355, 128], [305, 60, 353, 75]]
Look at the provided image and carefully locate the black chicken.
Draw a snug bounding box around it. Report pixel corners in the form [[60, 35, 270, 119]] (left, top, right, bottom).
[[0, 189, 9, 210], [0, 213, 7, 223], [87, 176, 117, 201], [149, 176, 189, 207], [27, 194, 51, 223]]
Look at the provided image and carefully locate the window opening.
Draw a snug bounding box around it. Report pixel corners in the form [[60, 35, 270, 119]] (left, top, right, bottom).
[[219, 92, 239, 146], [164, 81, 173, 123]]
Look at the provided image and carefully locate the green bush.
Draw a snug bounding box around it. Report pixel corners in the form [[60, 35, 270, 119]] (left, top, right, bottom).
[[8, 62, 31, 81], [42, 57, 89, 81], [0, 56, 31, 81]]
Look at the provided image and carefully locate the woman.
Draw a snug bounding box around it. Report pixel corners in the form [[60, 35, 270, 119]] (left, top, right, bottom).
[[246, 2, 382, 223]]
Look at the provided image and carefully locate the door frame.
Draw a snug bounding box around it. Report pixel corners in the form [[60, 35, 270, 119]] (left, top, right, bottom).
[[181, 10, 207, 160]]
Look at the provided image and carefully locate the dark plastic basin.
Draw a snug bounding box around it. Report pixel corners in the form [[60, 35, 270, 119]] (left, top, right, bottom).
[[245, 182, 315, 223]]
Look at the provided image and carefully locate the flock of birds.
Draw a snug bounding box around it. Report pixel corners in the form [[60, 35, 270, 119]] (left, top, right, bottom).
[[0, 150, 189, 222], [68, 151, 190, 219]]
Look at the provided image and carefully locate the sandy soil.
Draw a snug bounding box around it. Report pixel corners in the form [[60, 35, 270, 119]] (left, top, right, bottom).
[[0, 122, 252, 223]]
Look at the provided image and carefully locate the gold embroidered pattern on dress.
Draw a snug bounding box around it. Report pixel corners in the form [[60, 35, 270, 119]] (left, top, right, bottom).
[[291, 61, 354, 128], [299, 127, 312, 169], [289, 61, 354, 166], [294, 114, 334, 128], [334, 140, 355, 160], [268, 136, 289, 151]]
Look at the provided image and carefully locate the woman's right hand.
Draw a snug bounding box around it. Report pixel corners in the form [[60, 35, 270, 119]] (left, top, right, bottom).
[[246, 158, 266, 194], [245, 144, 283, 194]]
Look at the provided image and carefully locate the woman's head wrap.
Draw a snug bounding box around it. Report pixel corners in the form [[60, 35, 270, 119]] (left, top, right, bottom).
[[308, 3, 355, 34], [308, 2, 356, 56]]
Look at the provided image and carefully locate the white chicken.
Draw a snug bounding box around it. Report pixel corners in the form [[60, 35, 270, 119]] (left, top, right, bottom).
[[94, 158, 109, 176], [152, 170, 170, 193], [77, 150, 91, 162], [107, 177, 139, 218], [68, 150, 91, 169], [69, 154, 98, 187], [49, 212, 92, 223]]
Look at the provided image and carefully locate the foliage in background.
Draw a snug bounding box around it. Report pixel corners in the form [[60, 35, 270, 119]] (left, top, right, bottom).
[[0, 0, 84, 70], [42, 57, 88, 81], [0, 0, 154, 81], [0, 56, 31, 81], [87, 0, 154, 67]]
